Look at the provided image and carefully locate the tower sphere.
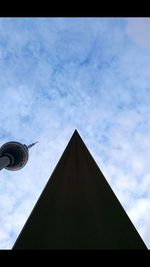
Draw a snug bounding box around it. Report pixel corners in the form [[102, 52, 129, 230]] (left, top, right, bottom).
[[0, 141, 29, 171]]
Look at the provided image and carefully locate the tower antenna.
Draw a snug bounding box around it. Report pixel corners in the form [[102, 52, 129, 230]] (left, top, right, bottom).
[[27, 141, 38, 149]]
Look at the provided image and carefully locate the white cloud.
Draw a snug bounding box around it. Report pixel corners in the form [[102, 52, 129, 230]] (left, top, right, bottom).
[[0, 18, 150, 249], [126, 18, 150, 51]]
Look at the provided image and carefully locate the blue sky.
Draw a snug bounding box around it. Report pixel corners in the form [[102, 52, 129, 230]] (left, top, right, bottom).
[[0, 18, 150, 249]]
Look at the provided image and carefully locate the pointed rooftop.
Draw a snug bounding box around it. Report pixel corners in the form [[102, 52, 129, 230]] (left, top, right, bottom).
[[13, 130, 147, 249]]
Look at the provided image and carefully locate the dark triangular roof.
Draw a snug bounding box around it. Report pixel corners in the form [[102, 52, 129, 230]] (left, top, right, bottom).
[[13, 130, 147, 249]]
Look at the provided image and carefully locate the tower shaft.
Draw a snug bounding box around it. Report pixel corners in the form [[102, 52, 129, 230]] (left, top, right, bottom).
[[0, 155, 11, 170]]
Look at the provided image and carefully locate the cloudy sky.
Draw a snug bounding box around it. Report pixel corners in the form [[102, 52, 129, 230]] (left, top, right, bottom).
[[0, 18, 150, 249]]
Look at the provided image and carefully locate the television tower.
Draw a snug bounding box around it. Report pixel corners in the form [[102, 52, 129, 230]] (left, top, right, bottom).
[[0, 141, 38, 171]]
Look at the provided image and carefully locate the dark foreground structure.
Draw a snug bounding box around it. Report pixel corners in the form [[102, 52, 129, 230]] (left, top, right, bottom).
[[13, 130, 147, 249]]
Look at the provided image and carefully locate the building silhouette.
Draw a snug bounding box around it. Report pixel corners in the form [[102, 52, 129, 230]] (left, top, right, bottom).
[[13, 130, 147, 249]]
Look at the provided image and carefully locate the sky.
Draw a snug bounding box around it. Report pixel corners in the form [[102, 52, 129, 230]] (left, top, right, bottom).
[[0, 17, 150, 249]]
